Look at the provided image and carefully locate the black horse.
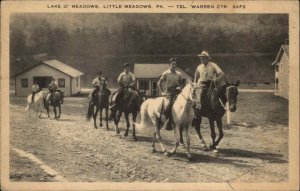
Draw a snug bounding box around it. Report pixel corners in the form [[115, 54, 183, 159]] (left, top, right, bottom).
[[180, 79, 239, 152], [44, 90, 64, 119], [87, 83, 111, 129], [110, 87, 141, 141]]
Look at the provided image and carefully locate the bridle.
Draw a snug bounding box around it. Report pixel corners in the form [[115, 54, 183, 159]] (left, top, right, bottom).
[[219, 85, 238, 111], [179, 84, 201, 106]]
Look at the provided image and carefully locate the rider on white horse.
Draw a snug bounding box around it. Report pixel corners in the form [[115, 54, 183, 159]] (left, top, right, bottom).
[[91, 71, 106, 104], [31, 81, 40, 103], [158, 57, 182, 130], [194, 51, 225, 109], [110, 63, 137, 110]]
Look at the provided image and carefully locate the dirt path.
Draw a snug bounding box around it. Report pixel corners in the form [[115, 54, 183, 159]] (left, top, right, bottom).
[[9, 96, 288, 183]]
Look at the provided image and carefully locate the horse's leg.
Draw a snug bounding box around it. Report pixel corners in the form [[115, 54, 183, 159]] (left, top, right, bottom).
[[153, 119, 167, 154], [124, 113, 130, 137], [105, 107, 109, 129], [93, 106, 99, 129], [58, 104, 61, 118], [214, 118, 224, 151], [132, 112, 137, 141], [99, 107, 103, 127], [114, 111, 121, 134], [169, 124, 180, 155], [152, 132, 157, 153], [179, 127, 185, 146], [194, 117, 208, 150], [53, 106, 57, 119], [185, 125, 192, 160], [209, 118, 217, 150]]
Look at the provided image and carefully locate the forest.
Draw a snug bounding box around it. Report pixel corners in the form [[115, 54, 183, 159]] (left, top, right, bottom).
[[10, 13, 288, 87]]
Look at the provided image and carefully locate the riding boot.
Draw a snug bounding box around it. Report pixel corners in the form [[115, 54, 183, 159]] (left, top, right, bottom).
[[31, 92, 35, 103]]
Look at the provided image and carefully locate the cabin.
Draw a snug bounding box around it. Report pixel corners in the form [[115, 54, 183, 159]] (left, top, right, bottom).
[[134, 63, 193, 97], [271, 45, 289, 100], [14, 59, 84, 97]]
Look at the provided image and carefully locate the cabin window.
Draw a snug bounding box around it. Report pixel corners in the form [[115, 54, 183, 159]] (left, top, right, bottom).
[[58, 78, 65, 88], [139, 80, 149, 90], [275, 65, 279, 72], [21, 78, 28, 88]]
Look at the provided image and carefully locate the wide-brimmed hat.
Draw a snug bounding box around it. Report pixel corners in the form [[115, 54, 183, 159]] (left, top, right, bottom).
[[197, 51, 211, 59], [97, 71, 102, 74], [51, 78, 55, 81], [123, 63, 130, 68]]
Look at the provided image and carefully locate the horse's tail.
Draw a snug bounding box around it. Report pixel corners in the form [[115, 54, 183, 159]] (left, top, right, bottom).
[[86, 102, 94, 121], [134, 99, 151, 129]]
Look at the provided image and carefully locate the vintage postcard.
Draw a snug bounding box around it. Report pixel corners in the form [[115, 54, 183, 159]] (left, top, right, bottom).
[[1, 0, 299, 190]]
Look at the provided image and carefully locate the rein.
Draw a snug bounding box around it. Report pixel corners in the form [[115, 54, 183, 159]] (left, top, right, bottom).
[[218, 85, 237, 111], [179, 85, 200, 105]]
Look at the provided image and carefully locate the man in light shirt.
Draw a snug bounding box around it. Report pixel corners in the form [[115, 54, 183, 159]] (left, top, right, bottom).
[[91, 71, 106, 104], [110, 63, 136, 110], [194, 51, 225, 109], [158, 57, 182, 130]]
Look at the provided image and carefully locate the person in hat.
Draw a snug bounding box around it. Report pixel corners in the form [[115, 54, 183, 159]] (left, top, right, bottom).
[[158, 57, 182, 130], [194, 51, 225, 109], [31, 81, 40, 103], [110, 63, 136, 110], [91, 71, 106, 104], [46, 78, 58, 104]]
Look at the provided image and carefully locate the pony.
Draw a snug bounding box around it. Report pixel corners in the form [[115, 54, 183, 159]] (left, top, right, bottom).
[[44, 90, 64, 119], [86, 82, 111, 129], [25, 90, 47, 118], [135, 82, 202, 160], [189, 80, 240, 152], [110, 87, 141, 141]]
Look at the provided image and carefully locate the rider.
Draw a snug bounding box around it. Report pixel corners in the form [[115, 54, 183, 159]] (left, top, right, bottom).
[[194, 51, 225, 110], [110, 63, 136, 110], [158, 57, 182, 130], [31, 81, 40, 103], [91, 71, 106, 104], [46, 78, 58, 105]]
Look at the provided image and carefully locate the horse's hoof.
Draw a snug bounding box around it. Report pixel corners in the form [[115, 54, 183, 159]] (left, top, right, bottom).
[[100, 124, 103, 127], [116, 131, 120, 134], [163, 151, 169, 156], [213, 149, 219, 153], [94, 125, 98, 129], [152, 148, 157, 153], [124, 133, 128, 137]]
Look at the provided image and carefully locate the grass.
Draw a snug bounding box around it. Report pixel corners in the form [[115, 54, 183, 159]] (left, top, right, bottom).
[[231, 92, 288, 125]]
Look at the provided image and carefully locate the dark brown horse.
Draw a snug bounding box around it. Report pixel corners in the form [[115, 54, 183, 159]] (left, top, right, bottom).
[[110, 87, 141, 140], [44, 90, 64, 119], [86, 83, 111, 129], [180, 79, 239, 152]]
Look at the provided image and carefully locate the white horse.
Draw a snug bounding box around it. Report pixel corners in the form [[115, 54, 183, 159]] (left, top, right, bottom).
[[135, 82, 202, 160], [25, 90, 46, 118]]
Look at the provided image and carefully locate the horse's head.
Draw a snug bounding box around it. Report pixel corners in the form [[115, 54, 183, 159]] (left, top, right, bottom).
[[226, 80, 239, 112], [184, 82, 202, 109]]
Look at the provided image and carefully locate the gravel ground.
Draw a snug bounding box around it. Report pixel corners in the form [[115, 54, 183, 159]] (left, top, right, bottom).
[[9, 93, 288, 183]]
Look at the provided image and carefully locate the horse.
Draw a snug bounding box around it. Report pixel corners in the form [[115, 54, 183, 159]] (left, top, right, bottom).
[[188, 80, 240, 152], [86, 83, 111, 129], [25, 90, 47, 118], [110, 86, 141, 141], [135, 82, 202, 160], [44, 90, 64, 119]]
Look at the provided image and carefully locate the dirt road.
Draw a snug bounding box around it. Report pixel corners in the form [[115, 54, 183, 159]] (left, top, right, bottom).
[[9, 93, 288, 183]]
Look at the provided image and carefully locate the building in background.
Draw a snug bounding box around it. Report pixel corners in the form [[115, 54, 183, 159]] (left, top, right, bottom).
[[272, 44, 289, 100], [14, 59, 84, 97], [134, 63, 193, 97]]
